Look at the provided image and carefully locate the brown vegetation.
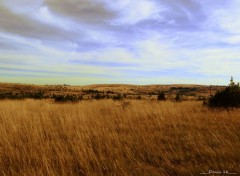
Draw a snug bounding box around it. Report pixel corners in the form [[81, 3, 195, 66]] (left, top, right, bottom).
[[0, 83, 226, 101], [0, 99, 239, 175]]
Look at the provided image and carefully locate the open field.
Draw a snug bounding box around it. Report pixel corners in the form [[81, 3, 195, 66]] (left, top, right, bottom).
[[0, 99, 239, 176]]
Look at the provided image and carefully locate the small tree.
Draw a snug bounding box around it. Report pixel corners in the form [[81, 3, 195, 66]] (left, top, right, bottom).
[[158, 91, 166, 101], [207, 77, 240, 108]]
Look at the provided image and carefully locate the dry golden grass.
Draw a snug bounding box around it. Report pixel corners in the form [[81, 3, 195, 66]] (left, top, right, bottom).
[[0, 99, 239, 176]]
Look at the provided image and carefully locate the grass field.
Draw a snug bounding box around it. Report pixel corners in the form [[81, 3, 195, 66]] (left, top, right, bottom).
[[0, 99, 239, 176]]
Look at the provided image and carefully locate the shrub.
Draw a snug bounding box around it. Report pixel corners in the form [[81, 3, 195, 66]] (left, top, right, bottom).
[[53, 94, 81, 102], [112, 94, 123, 100], [175, 93, 182, 102], [137, 95, 142, 100], [30, 91, 45, 99], [158, 91, 166, 101], [53, 95, 66, 102], [94, 93, 105, 100], [207, 77, 240, 108], [0, 91, 46, 100]]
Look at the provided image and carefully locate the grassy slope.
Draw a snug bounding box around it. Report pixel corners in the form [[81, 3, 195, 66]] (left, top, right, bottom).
[[0, 99, 239, 176]]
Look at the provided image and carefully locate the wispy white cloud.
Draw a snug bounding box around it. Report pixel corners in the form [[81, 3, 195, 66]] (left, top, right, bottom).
[[0, 0, 240, 85], [102, 0, 164, 25]]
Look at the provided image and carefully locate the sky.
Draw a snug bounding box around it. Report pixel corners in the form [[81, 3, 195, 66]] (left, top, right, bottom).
[[0, 0, 240, 85]]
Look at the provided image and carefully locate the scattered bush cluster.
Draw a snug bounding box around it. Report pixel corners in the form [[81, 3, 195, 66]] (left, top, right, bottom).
[[52, 94, 82, 102], [0, 91, 45, 100], [94, 93, 106, 100], [112, 94, 124, 100], [3, 78, 238, 105]]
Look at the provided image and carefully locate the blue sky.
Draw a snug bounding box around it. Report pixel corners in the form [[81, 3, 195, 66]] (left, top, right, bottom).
[[0, 0, 240, 85]]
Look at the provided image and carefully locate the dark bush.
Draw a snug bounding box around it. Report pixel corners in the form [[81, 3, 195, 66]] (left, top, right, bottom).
[[175, 93, 182, 102], [158, 91, 166, 101], [137, 95, 142, 100], [30, 91, 45, 99], [207, 77, 240, 108], [53, 94, 81, 102], [94, 93, 105, 100], [112, 94, 123, 100], [0, 91, 46, 100], [53, 95, 66, 102]]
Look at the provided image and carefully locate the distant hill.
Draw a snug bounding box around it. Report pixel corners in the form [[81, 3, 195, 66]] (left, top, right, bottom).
[[0, 82, 226, 101]]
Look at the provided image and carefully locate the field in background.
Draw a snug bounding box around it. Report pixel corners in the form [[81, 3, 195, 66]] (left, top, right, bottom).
[[0, 83, 226, 101], [0, 99, 239, 176]]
